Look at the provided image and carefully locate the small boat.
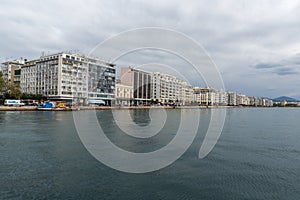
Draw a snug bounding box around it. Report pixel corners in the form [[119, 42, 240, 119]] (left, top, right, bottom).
[[37, 101, 80, 111]]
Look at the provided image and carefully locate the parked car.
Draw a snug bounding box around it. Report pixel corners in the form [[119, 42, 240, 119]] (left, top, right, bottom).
[[88, 99, 106, 106]]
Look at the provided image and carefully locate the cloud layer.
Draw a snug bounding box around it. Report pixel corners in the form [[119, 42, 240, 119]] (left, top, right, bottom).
[[0, 0, 300, 99]]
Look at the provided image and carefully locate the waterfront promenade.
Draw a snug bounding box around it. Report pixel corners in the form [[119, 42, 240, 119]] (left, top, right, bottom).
[[0, 105, 231, 111]]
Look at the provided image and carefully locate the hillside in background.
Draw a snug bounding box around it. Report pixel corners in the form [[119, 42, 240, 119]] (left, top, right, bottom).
[[272, 96, 300, 102]]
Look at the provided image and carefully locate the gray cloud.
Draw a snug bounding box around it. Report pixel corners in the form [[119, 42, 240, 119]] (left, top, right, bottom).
[[0, 0, 300, 99], [254, 63, 281, 69], [273, 67, 299, 76], [254, 53, 300, 76]]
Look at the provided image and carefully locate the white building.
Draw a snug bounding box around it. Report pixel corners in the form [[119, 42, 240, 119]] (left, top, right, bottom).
[[236, 94, 250, 106], [227, 92, 237, 106], [249, 96, 259, 106], [193, 87, 218, 106], [115, 83, 133, 106], [1, 59, 25, 86], [182, 83, 194, 105], [257, 98, 273, 107], [152, 72, 192, 105], [217, 90, 227, 106], [120, 67, 193, 105], [21, 52, 116, 105]]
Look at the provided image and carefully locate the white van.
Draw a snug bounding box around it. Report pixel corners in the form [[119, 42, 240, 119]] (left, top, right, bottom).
[[88, 99, 106, 106], [4, 99, 25, 106]]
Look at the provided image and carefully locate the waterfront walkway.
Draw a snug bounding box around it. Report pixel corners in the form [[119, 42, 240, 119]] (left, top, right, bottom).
[[0, 105, 227, 111]]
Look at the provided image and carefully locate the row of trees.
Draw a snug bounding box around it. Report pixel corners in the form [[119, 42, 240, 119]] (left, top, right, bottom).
[[0, 71, 45, 102]]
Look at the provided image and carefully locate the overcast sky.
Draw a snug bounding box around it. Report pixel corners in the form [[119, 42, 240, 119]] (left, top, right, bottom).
[[1, 0, 300, 99]]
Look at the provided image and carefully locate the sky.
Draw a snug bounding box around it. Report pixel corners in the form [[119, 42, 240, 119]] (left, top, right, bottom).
[[0, 0, 300, 99]]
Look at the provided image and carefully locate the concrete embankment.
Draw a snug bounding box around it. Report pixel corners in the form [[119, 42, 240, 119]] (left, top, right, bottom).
[[0, 106, 38, 111], [0, 105, 232, 111]]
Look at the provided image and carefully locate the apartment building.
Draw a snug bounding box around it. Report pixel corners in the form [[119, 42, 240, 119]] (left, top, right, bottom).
[[21, 52, 115, 105], [217, 90, 227, 106], [1, 59, 25, 86], [152, 72, 192, 105], [115, 83, 133, 106], [193, 87, 216, 106], [236, 94, 250, 106], [227, 92, 237, 106], [258, 98, 273, 107], [182, 83, 194, 105], [249, 96, 259, 106], [120, 67, 194, 105]]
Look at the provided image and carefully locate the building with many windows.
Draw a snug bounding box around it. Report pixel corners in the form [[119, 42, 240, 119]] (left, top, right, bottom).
[[227, 92, 237, 106], [120, 67, 194, 105], [193, 87, 217, 106], [120, 67, 152, 105], [236, 94, 250, 106], [1, 59, 25, 86], [115, 83, 133, 106], [21, 52, 115, 105], [152, 72, 192, 105]]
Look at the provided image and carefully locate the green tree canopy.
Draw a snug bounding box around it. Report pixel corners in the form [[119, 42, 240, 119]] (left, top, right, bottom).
[[0, 71, 5, 93], [5, 83, 22, 99]]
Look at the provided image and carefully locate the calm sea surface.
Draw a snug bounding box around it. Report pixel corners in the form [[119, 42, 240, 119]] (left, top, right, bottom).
[[0, 108, 300, 199]]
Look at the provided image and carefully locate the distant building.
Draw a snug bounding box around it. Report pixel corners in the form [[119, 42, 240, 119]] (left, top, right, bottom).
[[193, 87, 217, 106], [115, 83, 133, 106], [21, 52, 115, 105], [248, 96, 273, 107], [249, 96, 259, 106], [152, 72, 178, 104], [193, 87, 201, 104], [264, 98, 273, 107], [217, 90, 227, 106], [120, 67, 152, 105], [120, 67, 193, 105], [227, 92, 237, 106], [152, 72, 193, 105], [1, 59, 25, 86], [236, 94, 250, 106], [280, 100, 287, 106], [182, 83, 194, 105]]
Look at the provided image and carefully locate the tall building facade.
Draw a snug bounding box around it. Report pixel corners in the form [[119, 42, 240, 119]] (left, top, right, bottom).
[[21, 52, 115, 105], [227, 92, 237, 106], [236, 94, 250, 106], [115, 83, 133, 106], [86, 57, 115, 105], [193, 87, 217, 106], [1, 59, 25, 86], [120, 67, 152, 105], [120, 67, 194, 105], [152, 72, 185, 104]]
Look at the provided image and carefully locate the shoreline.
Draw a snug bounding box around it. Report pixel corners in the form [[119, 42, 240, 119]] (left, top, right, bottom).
[[0, 105, 285, 111]]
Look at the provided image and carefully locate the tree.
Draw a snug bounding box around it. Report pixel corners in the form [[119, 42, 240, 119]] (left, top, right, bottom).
[[6, 83, 22, 99], [0, 71, 5, 94], [0, 71, 5, 104], [21, 93, 45, 101]]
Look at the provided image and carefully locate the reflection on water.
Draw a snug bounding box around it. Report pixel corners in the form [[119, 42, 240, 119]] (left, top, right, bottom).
[[130, 109, 151, 126], [98, 109, 183, 153], [1, 108, 300, 199]]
